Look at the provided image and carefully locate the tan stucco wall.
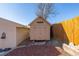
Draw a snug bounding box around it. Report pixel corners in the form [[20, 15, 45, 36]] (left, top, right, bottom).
[[0, 20, 16, 48], [0, 18, 29, 48], [16, 27, 29, 45]]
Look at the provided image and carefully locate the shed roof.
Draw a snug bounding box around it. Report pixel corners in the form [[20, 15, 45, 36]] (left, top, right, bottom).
[[29, 16, 51, 26]]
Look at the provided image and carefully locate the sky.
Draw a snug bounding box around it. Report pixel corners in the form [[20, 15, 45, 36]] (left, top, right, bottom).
[[0, 3, 79, 25]]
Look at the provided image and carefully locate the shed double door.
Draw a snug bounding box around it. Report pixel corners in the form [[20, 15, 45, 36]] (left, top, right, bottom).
[[31, 25, 48, 40], [35, 26, 45, 40]]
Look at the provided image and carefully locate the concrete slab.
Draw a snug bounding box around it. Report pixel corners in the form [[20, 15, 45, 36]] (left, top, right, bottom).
[[63, 43, 79, 56]]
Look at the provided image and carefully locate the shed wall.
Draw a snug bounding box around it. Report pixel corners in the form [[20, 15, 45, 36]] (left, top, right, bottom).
[[30, 18, 50, 40]]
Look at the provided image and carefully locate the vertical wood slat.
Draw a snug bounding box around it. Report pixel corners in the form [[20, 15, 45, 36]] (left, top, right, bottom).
[[52, 17, 79, 45]]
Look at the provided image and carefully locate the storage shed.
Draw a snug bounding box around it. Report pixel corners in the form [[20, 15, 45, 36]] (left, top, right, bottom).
[[29, 16, 51, 40]]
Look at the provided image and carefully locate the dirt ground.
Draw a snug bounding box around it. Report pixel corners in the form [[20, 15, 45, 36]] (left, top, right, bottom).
[[6, 39, 70, 56]]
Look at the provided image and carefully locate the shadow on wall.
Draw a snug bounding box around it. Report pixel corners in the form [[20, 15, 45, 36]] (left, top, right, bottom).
[[52, 23, 69, 47], [50, 26, 53, 39]]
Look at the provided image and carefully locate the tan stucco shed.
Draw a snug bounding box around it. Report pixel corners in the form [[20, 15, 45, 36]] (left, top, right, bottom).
[[0, 17, 29, 48], [29, 16, 51, 40]]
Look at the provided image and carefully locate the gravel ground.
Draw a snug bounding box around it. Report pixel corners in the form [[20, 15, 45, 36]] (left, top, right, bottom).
[[6, 39, 70, 56], [6, 45, 61, 56]]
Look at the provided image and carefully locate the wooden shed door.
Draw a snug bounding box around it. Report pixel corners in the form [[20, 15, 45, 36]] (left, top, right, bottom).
[[34, 25, 49, 40], [31, 26, 50, 40], [34, 26, 42, 40]]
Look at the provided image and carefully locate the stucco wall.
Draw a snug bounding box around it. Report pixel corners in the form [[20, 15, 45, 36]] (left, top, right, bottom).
[[16, 27, 29, 45], [0, 20, 16, 48]]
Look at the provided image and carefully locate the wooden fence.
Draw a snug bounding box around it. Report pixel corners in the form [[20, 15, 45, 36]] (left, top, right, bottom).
[[52, 17, 79, 45]]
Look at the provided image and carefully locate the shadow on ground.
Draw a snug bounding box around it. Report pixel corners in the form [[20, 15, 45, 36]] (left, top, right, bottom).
[[51, 23, 69, 48]]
